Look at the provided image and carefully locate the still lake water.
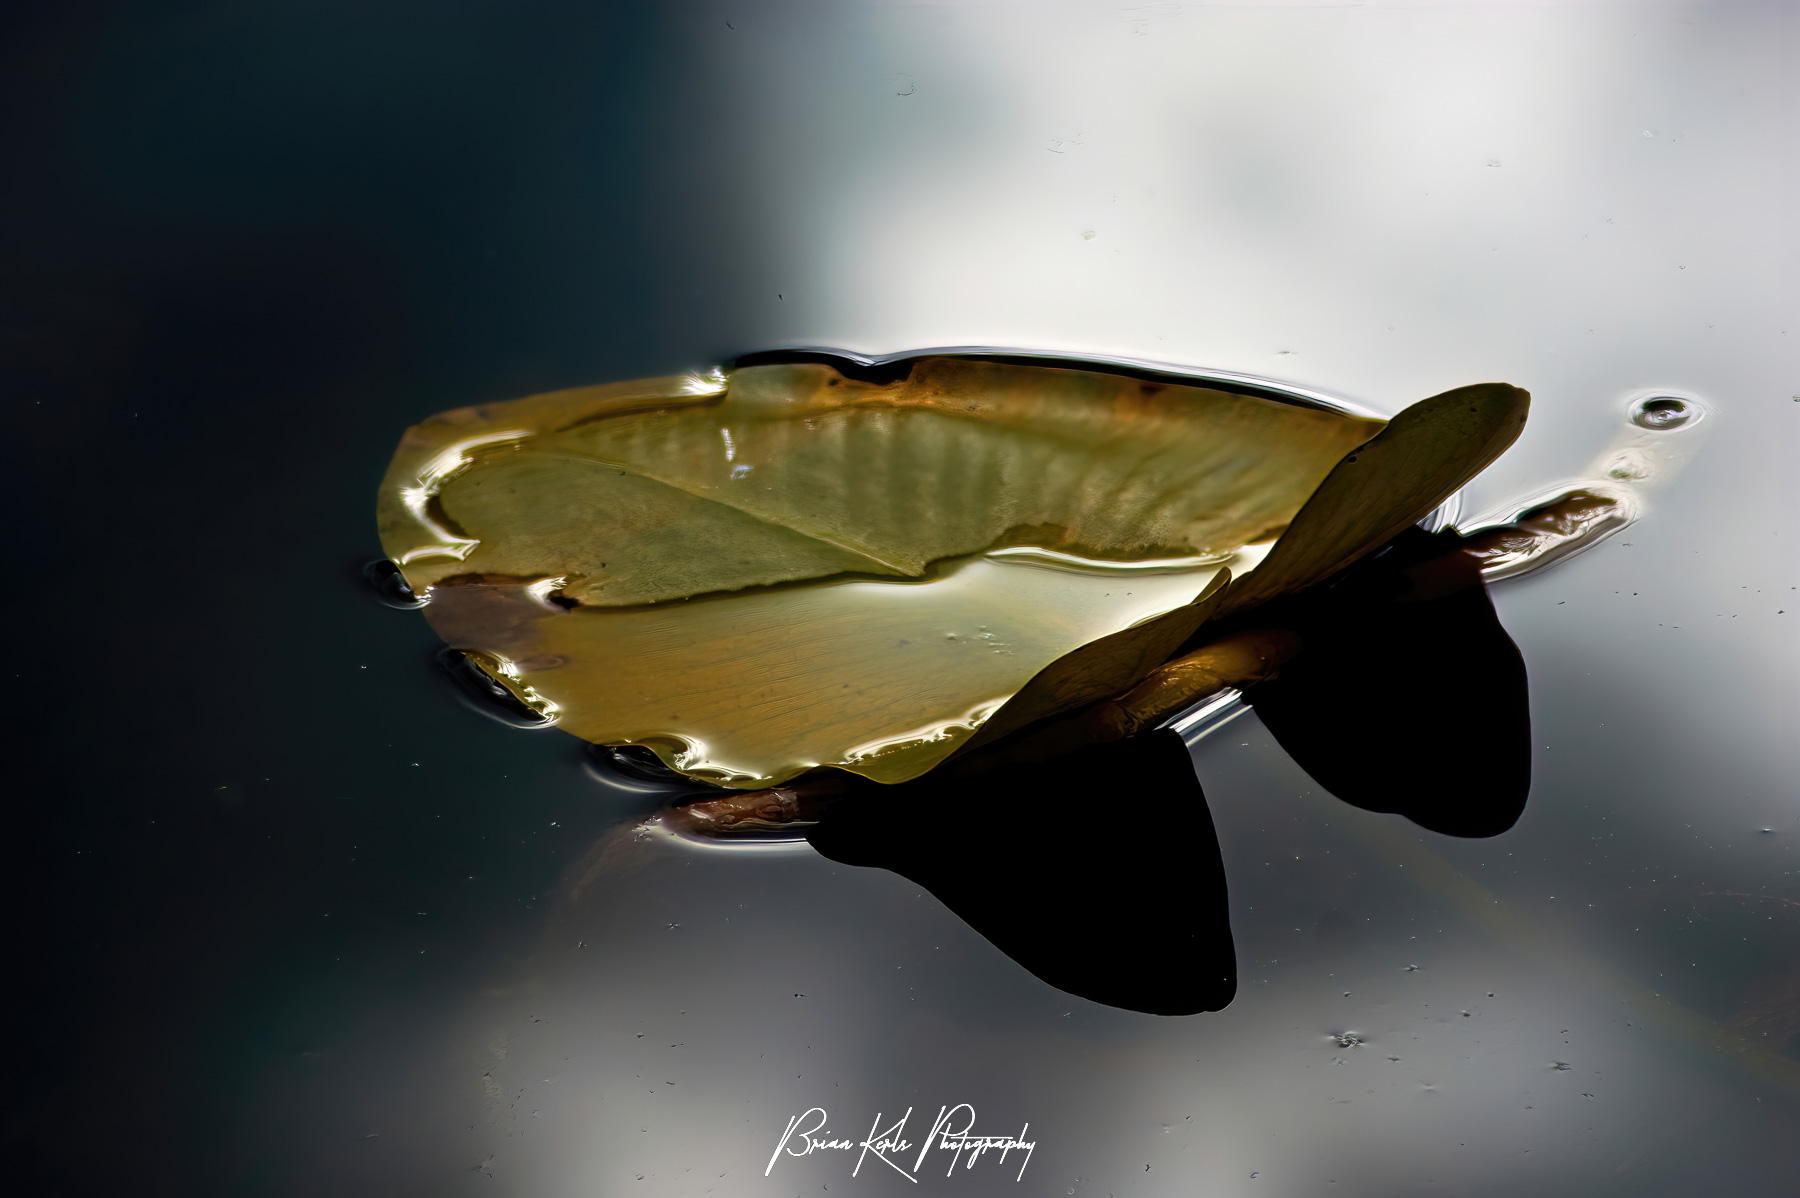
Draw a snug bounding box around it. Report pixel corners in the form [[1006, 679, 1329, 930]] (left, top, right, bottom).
[[6, 2, 1795, 1195]]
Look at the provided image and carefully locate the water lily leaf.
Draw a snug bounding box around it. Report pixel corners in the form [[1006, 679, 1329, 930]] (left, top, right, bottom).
[[380, 358, 1380, 608], [1216, 383, 1530, 618], [376, 357, 1381, 788]]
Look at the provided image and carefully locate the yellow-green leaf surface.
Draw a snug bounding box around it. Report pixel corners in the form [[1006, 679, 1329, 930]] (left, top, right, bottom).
[[381, 359, 1379, 606], [951, 570, 1232, 758], [427, 555, 1244, 788], [376, 357, 1385, 787]]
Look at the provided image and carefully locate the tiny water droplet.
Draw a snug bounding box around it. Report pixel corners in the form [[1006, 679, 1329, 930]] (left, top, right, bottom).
[[1630, 396, 1695, 431], [584, 742, 709, 788], [436, 648, 553, 728], [363, 558, 427, 608]]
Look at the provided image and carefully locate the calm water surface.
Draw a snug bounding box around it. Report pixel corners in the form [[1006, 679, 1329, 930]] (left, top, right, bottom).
[[6, 2, 1796, 1195]]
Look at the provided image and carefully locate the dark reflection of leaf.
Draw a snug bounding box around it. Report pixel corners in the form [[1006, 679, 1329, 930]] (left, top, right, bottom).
[[805, 729, 1236, 1016], [670, 521, 1536, 1015], [1234, 526, 1532, 837]]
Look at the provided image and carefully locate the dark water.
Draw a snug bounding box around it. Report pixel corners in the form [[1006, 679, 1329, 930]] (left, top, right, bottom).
[[6, 3, 1797, 1196], [3, 4, 743, 1191]]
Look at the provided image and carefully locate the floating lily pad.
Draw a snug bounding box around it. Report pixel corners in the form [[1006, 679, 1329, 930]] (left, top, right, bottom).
[[376, 356, 1524, 788]]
